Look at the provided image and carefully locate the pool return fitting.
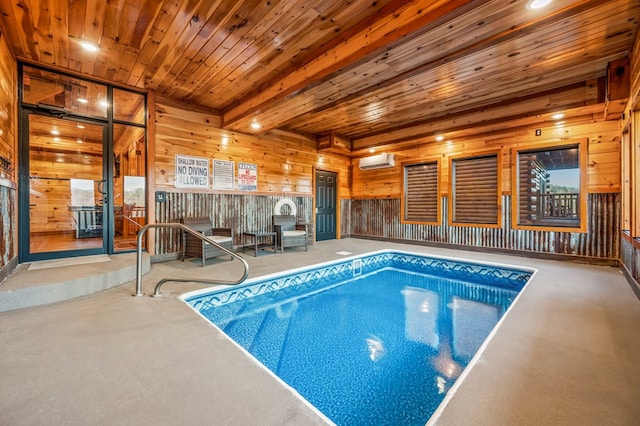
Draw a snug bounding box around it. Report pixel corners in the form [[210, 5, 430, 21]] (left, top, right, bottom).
[[134, 223, 249, 297]]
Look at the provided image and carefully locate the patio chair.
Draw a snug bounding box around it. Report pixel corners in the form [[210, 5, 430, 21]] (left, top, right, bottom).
[[181, 217, 234, 266], [272, 215, 308, 252]]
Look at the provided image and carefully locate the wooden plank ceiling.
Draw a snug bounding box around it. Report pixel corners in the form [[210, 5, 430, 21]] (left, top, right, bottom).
[[0, 0, 638, 156]]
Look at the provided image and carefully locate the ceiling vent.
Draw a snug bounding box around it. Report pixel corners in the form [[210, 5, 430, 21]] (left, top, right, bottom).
[[358, 153, 395, 170]]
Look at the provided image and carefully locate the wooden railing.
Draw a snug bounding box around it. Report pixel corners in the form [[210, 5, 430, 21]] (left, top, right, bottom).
[[539, 193, 579, 219]]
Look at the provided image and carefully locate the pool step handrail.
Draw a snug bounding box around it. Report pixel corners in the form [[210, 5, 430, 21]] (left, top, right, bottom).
[[134, 223, 249, 297]]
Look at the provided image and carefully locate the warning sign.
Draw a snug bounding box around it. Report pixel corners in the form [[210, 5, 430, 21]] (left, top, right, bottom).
[[175, 155, 209, 189], [238, 162, 257, 191]]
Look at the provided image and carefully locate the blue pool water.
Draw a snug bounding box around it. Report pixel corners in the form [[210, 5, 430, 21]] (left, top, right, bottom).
[[184, 250, 533, 425]]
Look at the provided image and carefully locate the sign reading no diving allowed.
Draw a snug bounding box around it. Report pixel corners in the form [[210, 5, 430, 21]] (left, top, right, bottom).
[[175, 154, 209, 188]]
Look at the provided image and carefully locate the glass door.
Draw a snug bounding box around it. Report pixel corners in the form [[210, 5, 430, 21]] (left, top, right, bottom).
[[113, 123, 146, 252], [21, 112, 109, 260], [18, 64, 148, 262]]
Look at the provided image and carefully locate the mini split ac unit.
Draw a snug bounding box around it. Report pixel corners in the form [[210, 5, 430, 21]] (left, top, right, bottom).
[[358, 153, 395, 170]]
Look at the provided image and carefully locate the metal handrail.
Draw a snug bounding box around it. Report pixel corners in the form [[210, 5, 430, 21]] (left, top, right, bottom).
[[133, 223, 249, 297]]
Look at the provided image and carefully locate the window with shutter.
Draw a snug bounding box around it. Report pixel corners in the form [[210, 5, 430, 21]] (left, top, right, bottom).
[[402, 161, 439, 223], [450, 154, 500, 225]]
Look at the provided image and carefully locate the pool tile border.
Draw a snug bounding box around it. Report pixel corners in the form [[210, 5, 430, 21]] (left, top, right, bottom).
[[184, 250, 533, 311]]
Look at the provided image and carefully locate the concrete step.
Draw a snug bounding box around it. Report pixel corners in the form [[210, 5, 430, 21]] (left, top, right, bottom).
[[0, 253, 150, 313]]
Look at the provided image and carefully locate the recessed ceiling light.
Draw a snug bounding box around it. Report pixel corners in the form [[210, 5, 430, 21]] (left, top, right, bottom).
[[80, 41, 98, 52], [551, 113, 564, 120], [77, 124, 85, 129], [78, 98, 88, 104], [50, 129, 60, 135], [250, 122, 261, 130], [100, 100, 109, 108], [53, 136, 60, 142], [435, 135, 445, 141], [368, 148, 376, 153], [527, 0, 552, 10], [77, 138, 83, 144]]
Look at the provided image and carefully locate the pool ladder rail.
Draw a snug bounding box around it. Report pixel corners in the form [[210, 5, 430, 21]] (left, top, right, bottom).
[[134, 223, 250, 297]]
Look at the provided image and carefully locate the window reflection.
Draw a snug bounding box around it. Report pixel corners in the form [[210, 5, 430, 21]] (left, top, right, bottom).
[[451, 297, 499, 360], [113, 89, 145, 124], [113, 124, 146, 250], [402, 287, 439, 348], [22, 66, 108, 118]]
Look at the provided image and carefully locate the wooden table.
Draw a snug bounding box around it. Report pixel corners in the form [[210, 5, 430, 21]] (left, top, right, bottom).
[[242, 231, 278, 256]]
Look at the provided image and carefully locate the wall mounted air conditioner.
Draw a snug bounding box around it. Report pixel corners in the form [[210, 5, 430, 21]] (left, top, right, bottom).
[[358, 153, 395, 170]]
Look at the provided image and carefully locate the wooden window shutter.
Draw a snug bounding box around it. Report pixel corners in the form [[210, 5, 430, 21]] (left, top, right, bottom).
[[404, 161, 438, 222], [452, 154, 498, 224]]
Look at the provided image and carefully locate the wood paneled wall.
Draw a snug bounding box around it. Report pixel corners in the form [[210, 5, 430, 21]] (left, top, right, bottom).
[[348, 194, 620, 261], [630, 24, 640, 112], [0, 31, 17, 274], [154, 97, 351, 196], [349, 119, 621, 261], [351, 121, 620, 198], [152, 98, 624, 262], [151, 97, 350, 255], [0, 31, 15, 180], [620, 28, 640, 292]]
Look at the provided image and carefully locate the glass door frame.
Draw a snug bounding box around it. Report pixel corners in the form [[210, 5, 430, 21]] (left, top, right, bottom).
[[18, 108, 113, 262], [17, 62, 147, 263]]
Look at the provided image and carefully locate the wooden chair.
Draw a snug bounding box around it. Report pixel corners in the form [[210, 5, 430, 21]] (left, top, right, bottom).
[[272, 215, 308, 252], [181, 217, 234, 266]]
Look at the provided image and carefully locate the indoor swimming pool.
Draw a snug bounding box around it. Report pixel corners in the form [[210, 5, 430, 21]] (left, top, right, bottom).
[[183, 250, 535, 425]]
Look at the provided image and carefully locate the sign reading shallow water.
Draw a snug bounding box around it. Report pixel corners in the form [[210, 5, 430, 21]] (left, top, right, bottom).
[[175, 155, 209, 189]]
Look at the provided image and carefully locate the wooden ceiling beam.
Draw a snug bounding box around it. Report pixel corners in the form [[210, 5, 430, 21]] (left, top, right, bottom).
[[350, 81, 602, 151], [349, 106, 605, 157], [274, 0, 613, 136], [179, 0, 416, 107], [222, 0, 489, 130]]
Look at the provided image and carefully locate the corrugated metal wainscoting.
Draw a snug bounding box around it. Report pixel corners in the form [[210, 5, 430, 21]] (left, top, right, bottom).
[[0, 183, 18, 281], [621, 237, 640, 288], [0, 184, 16, 269], [348, 193, 620, 260], [154, 193, 312, 256]]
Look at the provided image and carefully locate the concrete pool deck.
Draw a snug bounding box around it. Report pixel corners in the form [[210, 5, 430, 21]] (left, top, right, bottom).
[[1, 239, 639, 425]]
